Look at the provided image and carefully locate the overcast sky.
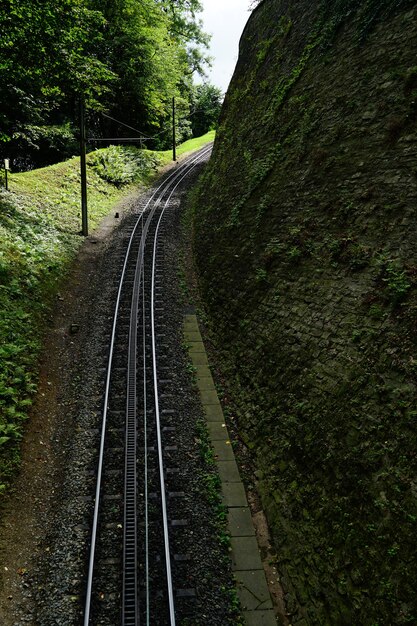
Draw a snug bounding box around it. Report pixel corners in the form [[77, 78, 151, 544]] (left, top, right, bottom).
[[197, 0, 252, 94]]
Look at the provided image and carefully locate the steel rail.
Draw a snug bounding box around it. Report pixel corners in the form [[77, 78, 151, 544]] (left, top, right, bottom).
[[122, 145, 199, 622], [122, 157, 159, 626], [122, 145, 213, 624], [142, 256, 151, 626], [149, 150, 211, 626], [83, 144, 212, 626]]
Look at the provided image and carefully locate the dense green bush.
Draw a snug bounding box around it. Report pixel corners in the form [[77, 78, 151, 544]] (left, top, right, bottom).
[[88, 146, 160, 186]]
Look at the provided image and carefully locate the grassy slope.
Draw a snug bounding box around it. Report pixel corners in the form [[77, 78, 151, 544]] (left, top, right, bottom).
[[0, 131, 214, 494]]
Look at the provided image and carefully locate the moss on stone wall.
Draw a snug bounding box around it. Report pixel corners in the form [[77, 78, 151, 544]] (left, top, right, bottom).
[[192, 1, 417, 623]]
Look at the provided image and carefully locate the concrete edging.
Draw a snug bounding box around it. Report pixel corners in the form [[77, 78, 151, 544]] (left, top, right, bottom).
[[184, 314, 276, 625]]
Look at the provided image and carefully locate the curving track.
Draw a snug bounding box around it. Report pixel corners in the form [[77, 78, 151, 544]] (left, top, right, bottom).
[[83, 145, 212, 626]]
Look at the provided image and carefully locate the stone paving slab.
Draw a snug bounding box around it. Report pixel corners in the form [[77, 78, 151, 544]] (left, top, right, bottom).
[[183, 324, 199, 333], [184, 314, 276, 625], [184, 326, 198, 335], [183, 314, 198, 323], [217, 460, 241, 484], [188, 341, 206, 354], [199, 389, 220, 405], [196, 365, 212, 378], [212, 439, 235, 461], [243, 609, 277, 625], [228, 507, 255, 536], [235, 570, 274, 611], [196, 376, 216, 392], [221, 482, 248, 508], [203, 404, 224, 422], [231, 536, 263, 571], [206, 421, 229, 440], [189, 352, 209, 366], [183, 332, 202, 342]]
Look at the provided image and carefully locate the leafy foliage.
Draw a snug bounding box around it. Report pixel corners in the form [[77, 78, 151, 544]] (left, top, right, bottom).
[[0, 0, 215, 168], [318, 0, 416, 41], [88, 146, 160, 186], [0, 146, 148, 488], [0, 0, 114, 153], [190, 84, 223, 137]]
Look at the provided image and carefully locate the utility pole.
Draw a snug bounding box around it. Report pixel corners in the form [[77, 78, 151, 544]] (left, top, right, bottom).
[[80, 98, 88, 236], [4, 159, 9, 191], [172, 96, 176, 162]]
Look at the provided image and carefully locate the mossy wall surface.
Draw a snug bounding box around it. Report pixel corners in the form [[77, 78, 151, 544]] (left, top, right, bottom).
[[192, 1, 417, 623]]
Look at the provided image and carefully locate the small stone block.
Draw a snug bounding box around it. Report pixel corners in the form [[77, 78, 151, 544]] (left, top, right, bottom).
[[230, 536, 262, 570], [196, 365, 211, 378], [203, 403, 224, 422], [242, 610, 277, 626], [190, 352, 209, 366], [196, 376, 216, 392], [183, 324, 199, 333], [228, 508, 255, 537], [188, 342, 206, 354], [206, 421, 229, 440], [183, 332, 202, 342], [221, 482, 248, 507], [235, 570, 273, 610], [212, 439, 235, 461], [218, 460, 241, 483], [200, 389, 220, 405], [183, 314, 197, 324]]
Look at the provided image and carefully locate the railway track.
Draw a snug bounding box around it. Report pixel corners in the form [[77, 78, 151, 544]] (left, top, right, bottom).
[[82, 145, 212, 626]]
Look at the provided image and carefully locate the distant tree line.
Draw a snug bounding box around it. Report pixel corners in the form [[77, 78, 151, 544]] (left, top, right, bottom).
[[0, 0, 223, 170]]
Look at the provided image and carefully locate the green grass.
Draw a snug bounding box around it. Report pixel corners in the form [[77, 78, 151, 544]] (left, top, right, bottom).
[[0, 132, 214, 496], [159, 130, 215, 161]]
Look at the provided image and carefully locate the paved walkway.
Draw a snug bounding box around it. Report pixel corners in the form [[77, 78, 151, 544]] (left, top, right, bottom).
[[184, 314, 277, 626]]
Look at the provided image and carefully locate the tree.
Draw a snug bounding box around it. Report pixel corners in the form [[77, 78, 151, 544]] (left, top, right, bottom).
[[0, 0, 115, 167], [190, 83, 223, 137], [93, 0, 211, 141], [0, 0, 211, 168]]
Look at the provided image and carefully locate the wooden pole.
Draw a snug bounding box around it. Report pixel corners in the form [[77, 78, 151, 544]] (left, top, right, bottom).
[[80, 98, 88, 236], [4, 159, 9, 191], [172, 97, 177, 162]]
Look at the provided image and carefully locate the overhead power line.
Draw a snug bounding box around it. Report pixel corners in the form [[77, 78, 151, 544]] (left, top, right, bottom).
[[101, 112, 152, 139], [88, 138, 151, 142]]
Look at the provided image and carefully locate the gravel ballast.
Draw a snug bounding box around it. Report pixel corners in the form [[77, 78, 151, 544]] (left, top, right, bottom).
[[0, 159, 239, 625]]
